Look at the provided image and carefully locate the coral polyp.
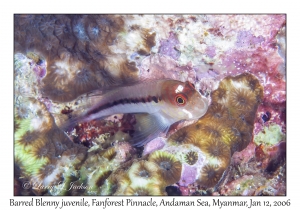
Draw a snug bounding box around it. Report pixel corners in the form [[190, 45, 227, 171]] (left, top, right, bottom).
[[41, 86, 72, 103], [15, 131, 41, 148], [167, 128, 197, 145], [95, 170, 113, 188], [196, 122, 224, 139], [229, 88, 257, 112], [236, 73, 264, 97], [184, 151, 198, 165], [99, 147, 117, 161], [204, 103, 230, 122], [127, 160, 159, 186], [211, 85, 228, 105], [30, 141, 55, 161], [197, 164, 225, 188], [200, 138, 230, 162], [148, 151, 182, 186], [71, 68, 98, 93]]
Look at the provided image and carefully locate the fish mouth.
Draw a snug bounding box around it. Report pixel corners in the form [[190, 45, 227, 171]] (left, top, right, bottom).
[[182, 109, 194, 119], [193, 96, 209, 119]]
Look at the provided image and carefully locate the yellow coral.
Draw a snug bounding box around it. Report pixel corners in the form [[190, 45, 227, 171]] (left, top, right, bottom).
[[127, 160, 160, 187], [197, 164, 225, 188], [148, 151, 182, 186], [184, 151, 198, 165], [166, 73, 263, 189]]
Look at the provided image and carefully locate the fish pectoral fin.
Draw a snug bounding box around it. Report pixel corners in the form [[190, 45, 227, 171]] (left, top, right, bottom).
[[127, 113, 171, 147]]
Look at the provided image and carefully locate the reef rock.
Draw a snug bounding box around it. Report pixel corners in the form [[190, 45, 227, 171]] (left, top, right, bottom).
[[14, 14, 286, 196]]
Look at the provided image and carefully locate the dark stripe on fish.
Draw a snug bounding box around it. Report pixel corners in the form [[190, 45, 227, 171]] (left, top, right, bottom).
[[87, 95, 161, 116]]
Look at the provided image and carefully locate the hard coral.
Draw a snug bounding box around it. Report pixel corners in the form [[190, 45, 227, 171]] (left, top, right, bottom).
[[210, 83, 229, 105], [166, 73, 263, 189], [198, 164, 225, 188], [101, 173, 128, 195], [148, 151, 182, 186], [99, 147, 117, 161], [184, 151, 198, 165], [14, 14, 285, 196], [127, 160, 160, 187], [229, 88, 257, 112], [15, 130, 42, 149], [199, 138, 230, 163], [204, 103, 230, 122], [15, 14, 140, 103], [14, 87, 88, 195], [167, 128, 197, 145]]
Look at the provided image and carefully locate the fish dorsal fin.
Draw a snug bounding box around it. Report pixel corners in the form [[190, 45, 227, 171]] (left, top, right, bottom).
[[128, 112, 174, 147]]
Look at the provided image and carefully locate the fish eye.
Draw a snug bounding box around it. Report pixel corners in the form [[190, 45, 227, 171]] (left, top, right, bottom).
[[175, 94, 187, 106]]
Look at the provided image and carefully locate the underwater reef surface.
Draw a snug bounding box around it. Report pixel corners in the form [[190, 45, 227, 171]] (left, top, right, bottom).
[[14, 14, 286, 196]]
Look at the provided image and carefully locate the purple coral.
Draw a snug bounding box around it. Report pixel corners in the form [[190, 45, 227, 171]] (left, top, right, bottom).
[[236, 30, 265, 48], [143, 137, 166, 156], [158, 32, 181, 60], [205, 46, 216, 58], [178, 164, 197, 187]]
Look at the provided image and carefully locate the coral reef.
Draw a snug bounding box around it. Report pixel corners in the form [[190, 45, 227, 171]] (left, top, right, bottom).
[[167, 73, 263, 189], [14, 14, 286, 196], [15, 15, 145, 102]]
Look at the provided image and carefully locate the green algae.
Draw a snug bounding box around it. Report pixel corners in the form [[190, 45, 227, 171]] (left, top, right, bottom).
[[254, 124, 286, 146]]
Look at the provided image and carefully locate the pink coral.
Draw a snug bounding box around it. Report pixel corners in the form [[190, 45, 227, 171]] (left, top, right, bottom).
[[178, 164, 197, 186], [142, 137, 166, 156], [159, 32, 181, 60], [139, 54, 196, 83], [205, 46, 216, 58]]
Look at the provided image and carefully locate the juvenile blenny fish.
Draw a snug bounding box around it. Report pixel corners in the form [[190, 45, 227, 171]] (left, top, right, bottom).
[[63, 80, 208, 146]]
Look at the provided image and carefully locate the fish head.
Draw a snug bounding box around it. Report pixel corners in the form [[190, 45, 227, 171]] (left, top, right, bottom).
[[161, 80, 209, 121]]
